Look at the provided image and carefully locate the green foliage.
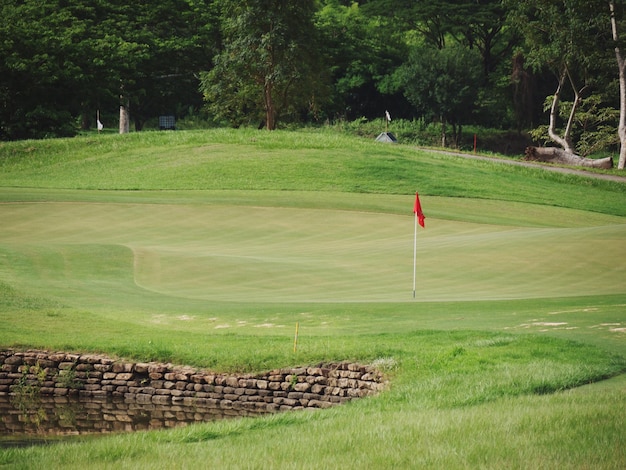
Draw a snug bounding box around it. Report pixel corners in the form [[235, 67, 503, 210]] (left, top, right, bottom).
[[531, 94, 620, 156], [505, 0, 619, 151], [315, 1, 406, 120], [2, 0, 623, 144], [506, 0, 610, 72], [398, 45, 483, 119], [384, 45, 485, 146], [12, 365, 43, 402], [0, 0, 218, 139], [200, 0, 328, 129], [56, 368, 82, 390]]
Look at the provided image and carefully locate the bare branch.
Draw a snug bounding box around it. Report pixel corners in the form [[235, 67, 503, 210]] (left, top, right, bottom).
[[547, 68, 574, 153]]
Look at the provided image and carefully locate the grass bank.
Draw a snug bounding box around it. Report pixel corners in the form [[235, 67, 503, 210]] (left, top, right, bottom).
[[1, 129, 624, 215]]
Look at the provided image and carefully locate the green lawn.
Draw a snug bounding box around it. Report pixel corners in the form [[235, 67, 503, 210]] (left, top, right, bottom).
[[0, 129, 625, 468]]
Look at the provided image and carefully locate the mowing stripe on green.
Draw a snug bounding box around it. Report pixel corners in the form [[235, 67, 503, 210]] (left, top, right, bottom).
[[1, 192, 624, 303]]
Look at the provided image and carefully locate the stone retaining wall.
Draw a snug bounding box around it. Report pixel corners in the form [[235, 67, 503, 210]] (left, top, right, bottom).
[[0, 349, 387, 434]]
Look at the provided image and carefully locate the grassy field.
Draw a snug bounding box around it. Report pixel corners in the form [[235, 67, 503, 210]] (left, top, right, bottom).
[[0, 129, 625, 468]]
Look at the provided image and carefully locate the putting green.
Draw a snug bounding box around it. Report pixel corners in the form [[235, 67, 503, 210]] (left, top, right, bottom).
[[0, 192, 624, 304]]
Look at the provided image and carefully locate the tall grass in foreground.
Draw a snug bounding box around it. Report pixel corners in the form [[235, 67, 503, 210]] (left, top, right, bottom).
[[1, 332, 623, 469]]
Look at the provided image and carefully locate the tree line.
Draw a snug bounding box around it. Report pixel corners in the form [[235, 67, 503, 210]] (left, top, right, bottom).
[[1, 0, 626, 168]]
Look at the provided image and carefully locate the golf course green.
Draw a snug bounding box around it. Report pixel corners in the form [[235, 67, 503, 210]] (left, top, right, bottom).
[[0, 129, 625, 468]]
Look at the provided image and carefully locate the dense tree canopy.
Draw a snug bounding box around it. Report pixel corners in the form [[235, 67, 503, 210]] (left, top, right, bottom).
[[507, 0, 620, 159], [200, 0, 326, 129], [394, 45, 484, 147], [1, 0, 626, 163], [0, 0, 217, 139]]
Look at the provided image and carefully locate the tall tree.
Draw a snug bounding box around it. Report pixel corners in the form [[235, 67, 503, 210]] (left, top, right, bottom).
[[0, 0, 217, 140], [315, 0, 407, 120], [362, 0, 520, 127], [110, 0, 219, 131], [201, 0, 328, 130], [0, 1, 90, 139], [507, 0, 616, 166], [362, 0, 515, 78], [393, 45, 484, 147], [610, 0, 626, 169], [92, 0, 218, 132]]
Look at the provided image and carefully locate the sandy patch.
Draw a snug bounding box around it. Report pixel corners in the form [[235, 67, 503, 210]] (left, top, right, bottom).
[[507, 321, 572, 331], [548, 308, 599, 315], [589, 323, 623, 330], [255, 323, 286, 328]]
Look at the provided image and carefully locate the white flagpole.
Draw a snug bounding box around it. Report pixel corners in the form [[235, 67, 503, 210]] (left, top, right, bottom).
[[413, 210, 417, 298]]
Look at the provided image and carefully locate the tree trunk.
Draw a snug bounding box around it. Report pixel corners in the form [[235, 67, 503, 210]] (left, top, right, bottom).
[[80, 111, 90, 131], [264, 81, 275, 131], [610, 1, 626, 170], [119, 105, 130, 134], [119, 84, 130, 134], [451, 122, 458, 148], [134, 117, 144, 132], [525, 146, 613, 169], [440, 116, 447, 147], [548, 67, 585, 155]]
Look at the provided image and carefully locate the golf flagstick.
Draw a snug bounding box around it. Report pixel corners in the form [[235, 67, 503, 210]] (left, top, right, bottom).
[[413, 208, 417, 298], [412, 192, 425, 298]]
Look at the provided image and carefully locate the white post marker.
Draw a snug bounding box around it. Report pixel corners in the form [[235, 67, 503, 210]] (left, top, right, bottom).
[[412, 192, 425, 298], [293, 322, 299, 352]]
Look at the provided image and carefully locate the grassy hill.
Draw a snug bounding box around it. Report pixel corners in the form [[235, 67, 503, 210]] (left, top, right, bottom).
[[1, 129, 625, 468]]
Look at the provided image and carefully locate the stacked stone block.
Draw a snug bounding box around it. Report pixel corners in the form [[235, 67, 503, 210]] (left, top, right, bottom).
[[0, 349, 387, 436]]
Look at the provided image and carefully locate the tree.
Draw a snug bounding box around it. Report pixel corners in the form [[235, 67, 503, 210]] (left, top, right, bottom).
[[363, 0, 516, 78], [0, 1, 90, 139], [114, 0, 219, 131], [393, 45, 484, 147], [507, 0, 615, 167], [0, 0, 217, 140], [200, 0, 328, 130], [315, 0, 408, 120], [610, 0, 626, 169], [362, 0, 520, 128], [92, 0, 218, 132]]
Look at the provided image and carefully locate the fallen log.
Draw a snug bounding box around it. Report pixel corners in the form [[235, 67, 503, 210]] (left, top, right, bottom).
[[524, 146, 613, 169]]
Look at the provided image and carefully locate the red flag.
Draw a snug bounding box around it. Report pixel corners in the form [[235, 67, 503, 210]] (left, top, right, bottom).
[[413, 192, 425, 228]]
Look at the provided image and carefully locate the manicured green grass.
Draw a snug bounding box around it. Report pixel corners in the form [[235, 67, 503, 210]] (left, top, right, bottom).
[[1, 129, 625, 215], [0, 129, 625, 468]]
